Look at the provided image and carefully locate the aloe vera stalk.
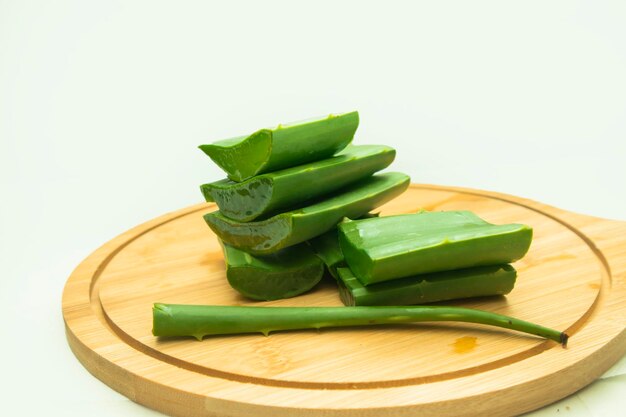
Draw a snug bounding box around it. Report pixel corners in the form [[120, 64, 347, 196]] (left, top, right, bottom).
[[222, 242, 324, 301], [199, 112, 359, 182], [337, 264, 516, 306], [339, 211, 532, 286], [204, 172, 410, 255], [200, 145, 395, 222], [152, 304, 568, 345]]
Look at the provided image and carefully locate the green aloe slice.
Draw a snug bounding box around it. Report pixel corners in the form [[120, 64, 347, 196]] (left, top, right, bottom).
[[338, 211, 532, 285], [222, 242, 324, 301], [337, 264, 516, 306], [199, 112, 359, 182], [200, 145, 395, 222], [204, 172, 410, 255]]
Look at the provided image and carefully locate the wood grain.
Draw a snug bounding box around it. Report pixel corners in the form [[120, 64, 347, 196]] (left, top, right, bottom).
[[62, 184, 626, 417]]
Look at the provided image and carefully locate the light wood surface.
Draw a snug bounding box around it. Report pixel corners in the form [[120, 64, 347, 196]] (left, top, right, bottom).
[[62, 184, 626, 417]]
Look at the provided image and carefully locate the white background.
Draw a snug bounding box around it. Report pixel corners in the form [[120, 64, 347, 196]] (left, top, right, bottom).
[[1, 1, 625, 416]]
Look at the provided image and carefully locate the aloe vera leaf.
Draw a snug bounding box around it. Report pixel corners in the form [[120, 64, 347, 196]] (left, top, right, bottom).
[[222, 242, 324, 301], [152, 304, 568, 345], [338, 211, 532, 285], [198, 112, 359, 182], [203, 172, 410, 255], [200, 145, 395, 222], [337, 264, 516, 306]]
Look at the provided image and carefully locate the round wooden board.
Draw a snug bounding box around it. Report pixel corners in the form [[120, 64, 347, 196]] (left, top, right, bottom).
[[62, 184, 626, 417]]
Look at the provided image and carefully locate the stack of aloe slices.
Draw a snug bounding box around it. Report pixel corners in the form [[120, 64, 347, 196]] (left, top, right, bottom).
[[199, 112, 410, 300], [198, 112, 533, 305], [311, 210, 532, 306], [338, 211, 532, 285], [150, 111, 568, 346]]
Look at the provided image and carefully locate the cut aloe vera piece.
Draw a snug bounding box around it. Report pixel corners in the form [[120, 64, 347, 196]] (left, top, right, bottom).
[[199, 112, 359, 182], [204, 172, 410, 255], [338, 211, 532, 285], [222, 242, 323, 301], [200, 145, 395, 222], [337, 264, 516, 306]]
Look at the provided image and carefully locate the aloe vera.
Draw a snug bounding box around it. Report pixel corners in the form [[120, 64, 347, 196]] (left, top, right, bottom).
[[337, 264, 516, 306], [199, 112, 359, 182], [200, 145, 395, 222], [204, 172, 410, 255], [152, 304, 568, 345], [222, 242, 324, 301], [339, 211, 532, 285]]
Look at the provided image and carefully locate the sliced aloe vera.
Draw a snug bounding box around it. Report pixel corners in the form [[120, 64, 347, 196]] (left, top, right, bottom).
[[199, 112, 359, 182], [204, 172, 410, 255], [222, 243, 323, 301], [337, 264, 516, 306], [338, 211, 532, 285], [200, 145, 395, 222]]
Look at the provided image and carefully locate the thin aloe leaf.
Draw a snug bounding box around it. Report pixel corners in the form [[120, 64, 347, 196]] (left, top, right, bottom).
[[337, 264, 516, 306], [222, 242, 324, 301], [200, 145, 395, 222], [199, 112, 359, 182], [338, 211, 532, 285], [152, 304, 568, 345], [204, 172, 410, 255]]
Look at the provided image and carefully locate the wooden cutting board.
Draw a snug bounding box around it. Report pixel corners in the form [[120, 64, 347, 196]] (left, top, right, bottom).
[[62, 184, 626, 417]]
